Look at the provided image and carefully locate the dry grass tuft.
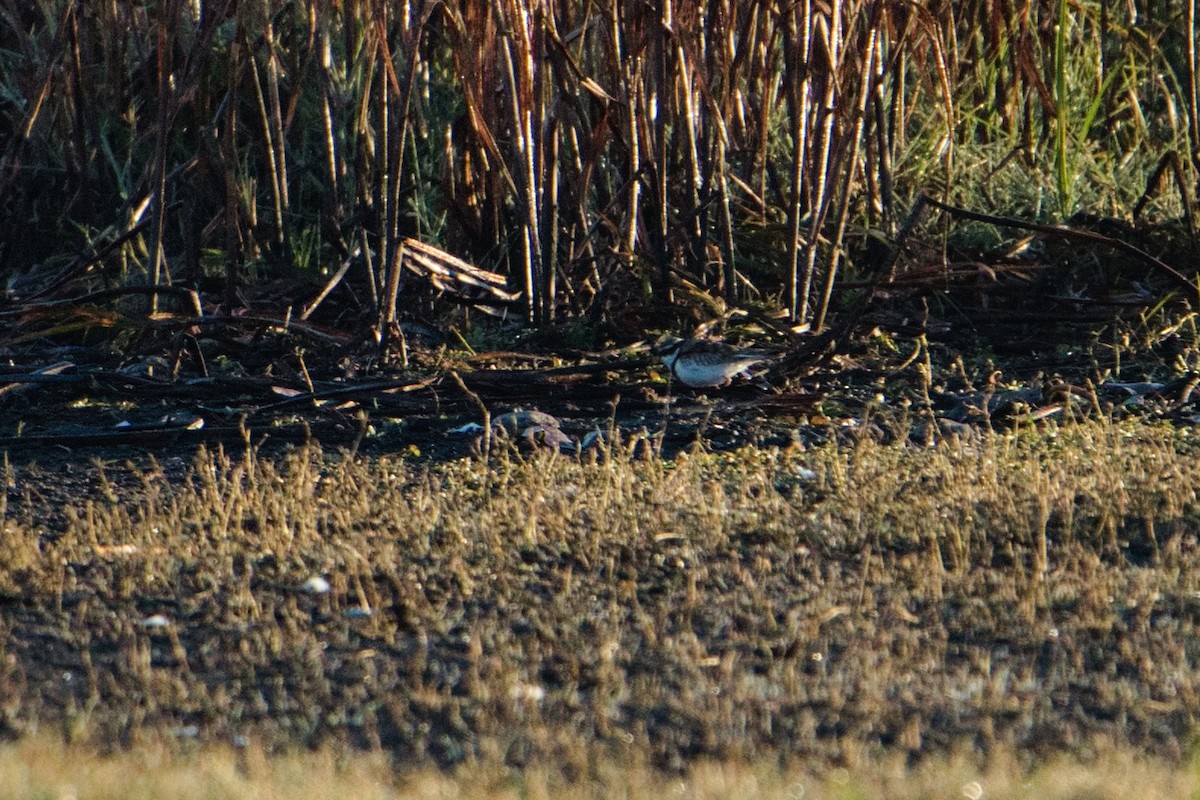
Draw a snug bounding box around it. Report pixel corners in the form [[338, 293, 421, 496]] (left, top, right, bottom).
[[2, 419, 1200, 776], [0, 735, 1194, 800]]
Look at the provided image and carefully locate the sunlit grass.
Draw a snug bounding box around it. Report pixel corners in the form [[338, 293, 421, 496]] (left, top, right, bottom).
[[2, 419, 1200, 776], [0, 735, 1193, 800]]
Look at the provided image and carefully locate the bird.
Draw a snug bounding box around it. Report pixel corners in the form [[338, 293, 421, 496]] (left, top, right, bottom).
[[653, 335, 776, 388]]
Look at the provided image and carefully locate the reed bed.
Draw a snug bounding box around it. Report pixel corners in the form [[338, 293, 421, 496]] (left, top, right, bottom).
[[1, 1, 1193, 331]]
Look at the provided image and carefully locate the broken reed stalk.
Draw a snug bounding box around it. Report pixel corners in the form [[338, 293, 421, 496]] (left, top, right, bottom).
[[785, 0, 815, 323], [495, 0, 544, 323], [544, 109, 560, 322], [149, 1, 174, 314], [797, 7, 841, 323], [264, 6, 290, 241], [1189, 2, 1200, 183], [378, 3, 431, 333], [247, 25, 285, 252], [653, 0, 671, 305], [611, 3, 642, 269], [374, 5, 395, 331], [449, 369, 494, 498], [815, 16, 879, 332], [674, 9, 704, 291]]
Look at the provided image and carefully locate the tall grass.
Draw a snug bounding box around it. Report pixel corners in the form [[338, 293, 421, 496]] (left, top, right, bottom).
[[0, 1, 1194, 331]]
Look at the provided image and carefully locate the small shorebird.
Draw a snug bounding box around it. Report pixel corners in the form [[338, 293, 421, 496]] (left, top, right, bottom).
[[653, 335, 775, 388]]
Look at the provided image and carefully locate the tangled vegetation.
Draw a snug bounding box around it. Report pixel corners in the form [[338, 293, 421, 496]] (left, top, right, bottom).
[[2, 1, 1198, 338]]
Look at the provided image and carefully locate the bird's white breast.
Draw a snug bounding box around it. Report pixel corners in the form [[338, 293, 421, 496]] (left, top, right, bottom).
[[663, 352, 763, 388]]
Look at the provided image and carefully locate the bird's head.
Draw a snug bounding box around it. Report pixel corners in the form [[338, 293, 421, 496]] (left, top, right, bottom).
[[650, 334, 686, 359]]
